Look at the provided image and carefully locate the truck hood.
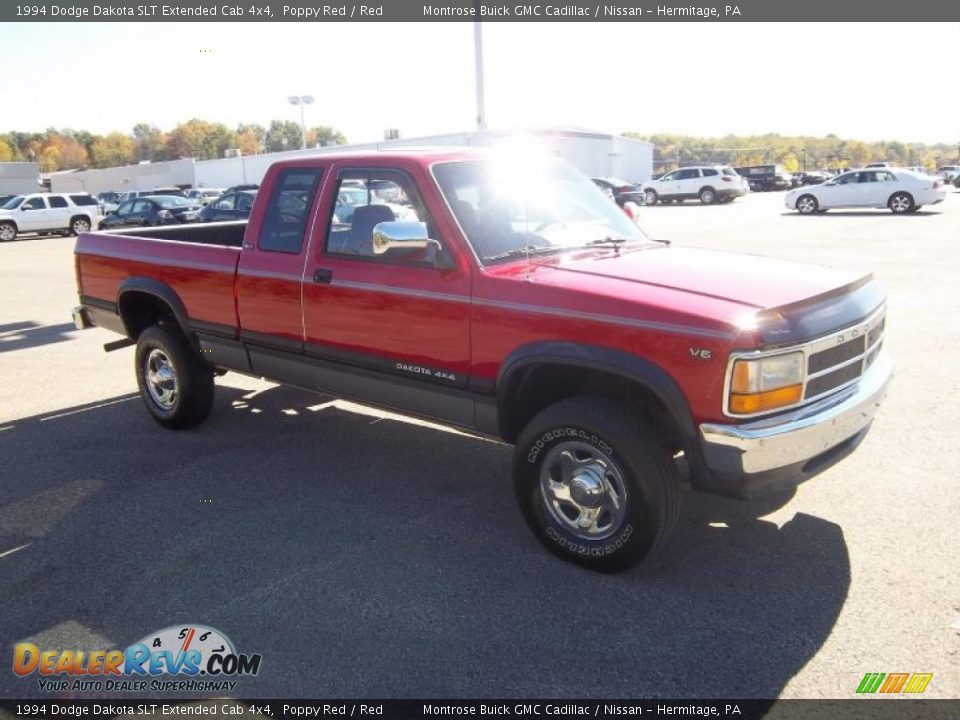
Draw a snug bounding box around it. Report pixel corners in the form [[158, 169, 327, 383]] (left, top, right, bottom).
[[526, 244, 884, 343]]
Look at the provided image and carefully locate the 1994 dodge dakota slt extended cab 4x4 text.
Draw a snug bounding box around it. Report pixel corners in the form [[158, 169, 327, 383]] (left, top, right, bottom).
[[72, 149, 892, 571]]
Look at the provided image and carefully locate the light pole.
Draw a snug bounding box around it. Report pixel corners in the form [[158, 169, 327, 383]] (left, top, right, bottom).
[[801, 147, 806, 172], [287, 95, 314, 149]]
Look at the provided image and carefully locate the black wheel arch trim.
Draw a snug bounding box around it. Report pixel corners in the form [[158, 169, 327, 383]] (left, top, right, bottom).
[[495, 341, 701, 461], [116, 276, 193, 341]]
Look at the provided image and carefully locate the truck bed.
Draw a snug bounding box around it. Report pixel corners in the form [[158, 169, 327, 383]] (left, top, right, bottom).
[[75, 223, 244, 334]]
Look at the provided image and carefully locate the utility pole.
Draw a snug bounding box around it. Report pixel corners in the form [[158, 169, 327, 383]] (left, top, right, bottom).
[[473, 18, 487, 133]]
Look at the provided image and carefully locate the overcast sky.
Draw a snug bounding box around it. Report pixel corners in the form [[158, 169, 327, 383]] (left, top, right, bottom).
[[3, 21, 958, 144]]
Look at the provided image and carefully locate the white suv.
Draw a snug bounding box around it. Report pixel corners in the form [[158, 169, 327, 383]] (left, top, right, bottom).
[[0, 193, 101, 242], [642, 166, 750, 205]]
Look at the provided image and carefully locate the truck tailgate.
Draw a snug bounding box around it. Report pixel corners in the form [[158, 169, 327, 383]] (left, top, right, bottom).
[[75, 231, 242, 334]]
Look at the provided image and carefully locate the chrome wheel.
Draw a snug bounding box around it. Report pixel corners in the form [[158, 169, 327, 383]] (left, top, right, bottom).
[[700, 189, 715, 204], [797, 196, 817, 214], [890, 194, 912, 213], [0, 224, 15, 241], [72, 218, 91, 234], [539, 441, 628, 541], [144, 348, 178, 410]]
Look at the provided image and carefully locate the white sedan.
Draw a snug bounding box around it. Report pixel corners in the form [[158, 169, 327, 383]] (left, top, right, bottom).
[[785, 168, 946, 214]]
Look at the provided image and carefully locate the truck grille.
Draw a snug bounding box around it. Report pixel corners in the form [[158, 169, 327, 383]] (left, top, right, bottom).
[[803, 313, 885, 401]]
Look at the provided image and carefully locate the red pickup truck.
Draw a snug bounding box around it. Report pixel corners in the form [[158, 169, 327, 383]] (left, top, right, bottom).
[[73, 149, 891, 571]]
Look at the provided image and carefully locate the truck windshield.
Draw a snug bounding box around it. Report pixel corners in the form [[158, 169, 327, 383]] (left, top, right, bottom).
[[2, 196, 24, 210], [433, 157, 648, 264]]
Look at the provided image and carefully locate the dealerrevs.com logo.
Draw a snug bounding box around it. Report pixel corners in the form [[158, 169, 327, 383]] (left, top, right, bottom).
[[13, 624, 262, 693]]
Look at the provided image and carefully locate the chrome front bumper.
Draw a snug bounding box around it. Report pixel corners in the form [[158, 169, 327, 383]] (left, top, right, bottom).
[[697, 352, 892, 495]]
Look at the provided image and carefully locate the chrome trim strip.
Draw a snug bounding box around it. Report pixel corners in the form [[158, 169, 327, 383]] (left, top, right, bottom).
[[701, 352, 892, 475], [472, 297, 736, 340], [238, 268, 303, 282], [721, 304, 886, 419]]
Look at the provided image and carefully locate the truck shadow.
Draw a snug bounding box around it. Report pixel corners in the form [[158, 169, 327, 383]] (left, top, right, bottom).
[[0, 383, 850, 699], [0, 321, 80, 353]]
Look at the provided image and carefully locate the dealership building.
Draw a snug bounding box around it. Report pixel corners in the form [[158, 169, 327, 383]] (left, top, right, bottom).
[[47, 129, 654, 195], [0, 162, 41, 194]]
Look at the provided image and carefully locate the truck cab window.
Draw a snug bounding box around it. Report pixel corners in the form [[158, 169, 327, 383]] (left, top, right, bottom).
[[258, 168, 322, 253], [326, 169, 437, 265]]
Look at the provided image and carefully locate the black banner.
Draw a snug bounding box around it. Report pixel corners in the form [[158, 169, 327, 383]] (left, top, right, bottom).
[[2, 700, 960, 720], [1, 0, 959, 23]]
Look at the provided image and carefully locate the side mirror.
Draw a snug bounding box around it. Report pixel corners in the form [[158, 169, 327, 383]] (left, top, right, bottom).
[[21, 205, 32, 211], [372, 220, 452, 269], [372, 220, 437, 255]]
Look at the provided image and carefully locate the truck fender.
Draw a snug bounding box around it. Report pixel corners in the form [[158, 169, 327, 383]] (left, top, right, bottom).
[[116, 276, 192, 341], [495, 341, 701, 461]]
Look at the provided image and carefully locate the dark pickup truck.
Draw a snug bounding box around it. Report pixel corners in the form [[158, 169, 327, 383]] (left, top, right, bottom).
[[73, 149, 892, 572]]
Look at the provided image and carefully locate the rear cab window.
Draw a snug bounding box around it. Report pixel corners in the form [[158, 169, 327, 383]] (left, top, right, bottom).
[[69, 195, 98, 206], [702, 168, 719, 177], [49, 196, 68, 208], [258, 167, 323, 253]]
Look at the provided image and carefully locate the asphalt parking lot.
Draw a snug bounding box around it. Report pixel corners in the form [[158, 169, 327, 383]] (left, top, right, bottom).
[[0, 189, 958, 702]]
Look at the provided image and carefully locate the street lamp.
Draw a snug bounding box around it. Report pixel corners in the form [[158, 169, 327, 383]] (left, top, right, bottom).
[[801, 147, 806, 172], [287, 95, 314, 150]]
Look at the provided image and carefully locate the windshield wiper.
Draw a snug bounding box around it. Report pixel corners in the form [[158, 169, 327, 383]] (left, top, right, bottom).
[[483, 244, 563, 262], [584, 236, 630, 249]]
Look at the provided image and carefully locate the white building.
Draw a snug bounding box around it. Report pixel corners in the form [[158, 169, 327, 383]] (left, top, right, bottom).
[[49, 129, 654, 195], [0, 162, 40, 194]]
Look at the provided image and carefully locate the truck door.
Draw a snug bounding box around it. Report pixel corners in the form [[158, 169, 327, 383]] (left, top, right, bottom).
[[236, 163, 325, 358], [300, 163, 473, 425]]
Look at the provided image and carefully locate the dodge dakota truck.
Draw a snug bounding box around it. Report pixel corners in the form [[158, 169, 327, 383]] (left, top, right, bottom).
[[72, 149, 892, 572]]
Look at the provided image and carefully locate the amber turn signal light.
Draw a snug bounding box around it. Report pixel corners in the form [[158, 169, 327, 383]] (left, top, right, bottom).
[[729, 384, 803, 414]]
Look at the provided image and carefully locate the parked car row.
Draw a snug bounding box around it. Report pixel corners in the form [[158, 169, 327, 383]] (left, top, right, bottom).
[[595, 163, 948, 216]]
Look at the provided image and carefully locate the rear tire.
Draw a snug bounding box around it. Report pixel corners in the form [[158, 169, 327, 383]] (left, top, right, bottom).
[[135, 324, 215, 430], [0, 221, 16, 242], [70, 216, 91, 235], [699, 187, 717, 205], [513, 396, 680, 573]]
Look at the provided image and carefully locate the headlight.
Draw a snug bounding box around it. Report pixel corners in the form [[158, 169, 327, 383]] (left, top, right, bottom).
[[729, 351, 804, 414]]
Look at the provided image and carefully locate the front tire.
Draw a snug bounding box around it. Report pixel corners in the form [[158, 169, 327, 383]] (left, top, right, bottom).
[[796, 194, 819, 214], [135, 324, 215, 429], [889, 192, 914, 214], [513, 397, 680, 573], [644, 189, 658, 206]]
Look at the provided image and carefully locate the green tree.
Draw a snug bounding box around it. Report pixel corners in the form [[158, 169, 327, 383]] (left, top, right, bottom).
[[132, 123, 167, 162], [0, 138, 13, 161], [264, 120, 304, 152], [167, 119, 237, 160], [308, 126, 346, 147], [91, 132, 136, 168]]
